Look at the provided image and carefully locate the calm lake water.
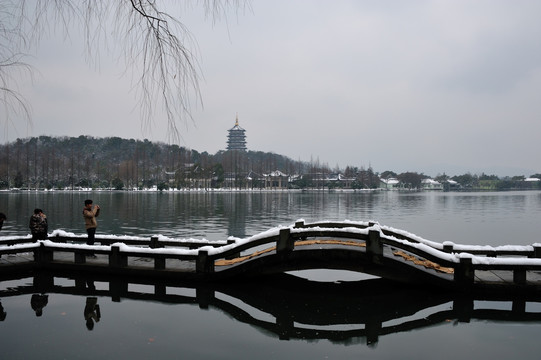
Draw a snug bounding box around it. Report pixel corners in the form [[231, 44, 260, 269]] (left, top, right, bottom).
[[1, 190, 541, 359]]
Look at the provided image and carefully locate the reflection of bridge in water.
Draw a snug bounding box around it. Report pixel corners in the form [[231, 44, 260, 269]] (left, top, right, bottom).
[[3, 220, 541, 292], [1, 270, 540, 346]]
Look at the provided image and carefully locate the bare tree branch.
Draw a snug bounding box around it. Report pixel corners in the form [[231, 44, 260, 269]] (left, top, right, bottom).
[[0, 1, 33, 132], [0, 0, 250, 143]]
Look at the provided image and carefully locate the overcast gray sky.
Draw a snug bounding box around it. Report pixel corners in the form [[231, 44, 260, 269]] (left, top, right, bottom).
[[3, 0, 541, 177]]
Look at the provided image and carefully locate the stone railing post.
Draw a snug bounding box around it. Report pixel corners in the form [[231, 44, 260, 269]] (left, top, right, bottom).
[[365, 319, 382, 346], [443, 243, 454, 253], [512, 298, 526, 313], [276, 313, 294, 341], [150, 236, 162, 249], [454, 257, 474, 285], [225, 239, 240, 260], [109, 245, 127, 268], [366, 229, 383, 263], [513, 269, 527, 285], [196, 286, 215, 309], [277, 228, 294, 254], [155, 255, 166, 270], [35, 242, 53, 264], [453, 296, 474, 323], [294, 221, 308, 239], [110, 279, 128, 302], [196, 250, 214, 273], [74, 251, 86, 264], [155, 284, 166, 297], [294, 220, 305, 228], [33, 271, 54, 290]]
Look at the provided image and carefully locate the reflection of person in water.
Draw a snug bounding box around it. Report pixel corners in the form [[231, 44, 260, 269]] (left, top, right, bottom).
[[0, 301, 6, 321], [84, 297, 101, 330], [31, 294, 49, 317]]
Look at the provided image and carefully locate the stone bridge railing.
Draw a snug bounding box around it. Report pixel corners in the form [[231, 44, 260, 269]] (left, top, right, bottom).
[[2, 220, 541, 288]]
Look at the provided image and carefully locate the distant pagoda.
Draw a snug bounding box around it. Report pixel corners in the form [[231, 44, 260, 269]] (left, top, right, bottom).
[[227, 115, 247, 151]]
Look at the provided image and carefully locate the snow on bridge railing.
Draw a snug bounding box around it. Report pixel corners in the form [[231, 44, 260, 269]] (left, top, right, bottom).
[[2, 221, 541, 265], [295, 219, 541, 286], [0, 229, 229, 249], [295, 219, 541, 260], [3, 220, 541, 286]]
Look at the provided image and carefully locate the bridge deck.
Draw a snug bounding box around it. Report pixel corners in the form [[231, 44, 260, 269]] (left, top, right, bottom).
[[476, 269, 541, 285], [4, 246, 541, 290]]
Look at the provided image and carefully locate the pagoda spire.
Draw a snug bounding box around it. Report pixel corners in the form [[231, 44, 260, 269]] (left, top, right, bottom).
[[227, 113, 247, 151]]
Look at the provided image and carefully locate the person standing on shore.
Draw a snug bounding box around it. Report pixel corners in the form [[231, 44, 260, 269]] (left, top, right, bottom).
[[83, 200, 100, 253], [29, 209, 48, 241]]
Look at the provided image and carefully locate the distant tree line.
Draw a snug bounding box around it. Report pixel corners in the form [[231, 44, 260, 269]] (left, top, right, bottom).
[[0, 136, 308, 190], [379, 171, 541, 191], [0, 136, 539, 191], [438, 172, 541, 191]]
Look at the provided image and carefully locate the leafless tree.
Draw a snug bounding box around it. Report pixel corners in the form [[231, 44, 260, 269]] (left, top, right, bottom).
[[0, 2, 32, 129], [0, 0, 249, 142]]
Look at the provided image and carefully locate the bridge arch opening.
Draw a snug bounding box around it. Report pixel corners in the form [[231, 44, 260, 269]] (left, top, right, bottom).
[[286, 269, 380, 283]]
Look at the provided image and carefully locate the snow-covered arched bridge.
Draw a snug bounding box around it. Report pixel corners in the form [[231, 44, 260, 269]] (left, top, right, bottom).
[[2, 220, 541, 292]]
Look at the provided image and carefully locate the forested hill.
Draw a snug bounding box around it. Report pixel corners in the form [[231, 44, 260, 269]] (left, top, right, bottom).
[[0, 135, 310, 190], [2, 136, 539, 191]]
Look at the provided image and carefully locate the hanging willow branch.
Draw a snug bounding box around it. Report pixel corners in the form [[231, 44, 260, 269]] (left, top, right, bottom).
[[0, 0, 249, 143]]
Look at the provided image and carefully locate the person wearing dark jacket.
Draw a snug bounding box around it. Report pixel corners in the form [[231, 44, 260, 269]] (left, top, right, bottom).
[[29, 209, 48, 241]]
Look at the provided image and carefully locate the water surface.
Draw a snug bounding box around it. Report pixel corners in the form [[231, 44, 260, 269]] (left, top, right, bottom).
[[1, 190, 541, 359]]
